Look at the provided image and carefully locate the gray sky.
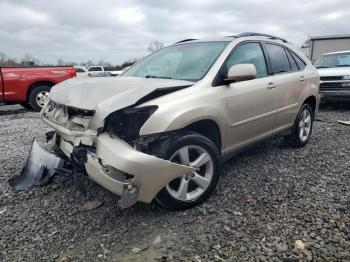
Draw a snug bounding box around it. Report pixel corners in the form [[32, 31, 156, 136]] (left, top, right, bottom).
[[0, 0, 349, 65]]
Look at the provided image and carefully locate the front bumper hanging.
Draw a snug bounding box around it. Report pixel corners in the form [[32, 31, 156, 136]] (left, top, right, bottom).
[[8, 133, 195, 208], [8, 139, 65, 190]]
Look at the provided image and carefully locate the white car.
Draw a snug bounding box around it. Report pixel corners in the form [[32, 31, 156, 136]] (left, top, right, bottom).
[[315, 51, 350, 101], [110, 70, 124, 77], [74, 66, 89, 77], [87, 66, 110, 77]]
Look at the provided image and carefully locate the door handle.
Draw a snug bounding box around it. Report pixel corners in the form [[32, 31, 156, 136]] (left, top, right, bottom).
[[300, 76, 305, 81], [267, 82, 276, 89]]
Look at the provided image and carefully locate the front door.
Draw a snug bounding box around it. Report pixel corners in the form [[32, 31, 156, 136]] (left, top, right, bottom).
[[220, 42, 277, 152]]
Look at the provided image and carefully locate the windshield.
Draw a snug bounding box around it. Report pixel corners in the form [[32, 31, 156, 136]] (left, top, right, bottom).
[[314, 52, 350, 68], [123, 41, 229, 81]]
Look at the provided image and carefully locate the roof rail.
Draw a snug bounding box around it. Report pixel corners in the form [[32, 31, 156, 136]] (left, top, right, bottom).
[[229, 32, 288, 43], [175, 39, 197, 44]]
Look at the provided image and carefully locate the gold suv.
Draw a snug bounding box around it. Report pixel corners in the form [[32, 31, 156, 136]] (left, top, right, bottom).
[[13, 33, 320, 210]]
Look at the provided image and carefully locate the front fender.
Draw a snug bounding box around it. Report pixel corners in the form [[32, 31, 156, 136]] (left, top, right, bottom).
[[139, 105, 227, 147]]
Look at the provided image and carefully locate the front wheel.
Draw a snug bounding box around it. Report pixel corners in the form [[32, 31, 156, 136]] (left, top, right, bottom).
[[155, 132, 221, 211], [286, 104, 314, 147]]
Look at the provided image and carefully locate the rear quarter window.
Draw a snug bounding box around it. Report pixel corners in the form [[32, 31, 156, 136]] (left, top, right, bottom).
[[285, 50, 299, 71], [290, 52, 306, 70]]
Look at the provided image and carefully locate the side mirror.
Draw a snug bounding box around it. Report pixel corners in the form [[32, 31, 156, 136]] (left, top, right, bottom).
[[226, 64, 257, 83]]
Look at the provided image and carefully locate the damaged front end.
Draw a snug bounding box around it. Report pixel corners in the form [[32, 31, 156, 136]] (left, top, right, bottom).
[[9, 100, 193, 208]]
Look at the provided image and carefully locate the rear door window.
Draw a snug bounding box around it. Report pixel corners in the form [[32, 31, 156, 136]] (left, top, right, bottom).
[[265, 43, 291, 74]]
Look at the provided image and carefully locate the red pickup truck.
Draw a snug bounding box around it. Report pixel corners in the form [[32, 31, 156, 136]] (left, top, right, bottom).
[[0, 66, 76, 111]]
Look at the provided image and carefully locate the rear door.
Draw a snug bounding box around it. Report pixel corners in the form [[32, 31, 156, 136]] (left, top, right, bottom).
[[221, 42, 277, 151], [263, 43, 304, 129]]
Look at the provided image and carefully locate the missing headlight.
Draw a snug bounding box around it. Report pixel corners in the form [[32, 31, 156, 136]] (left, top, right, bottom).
[[104, 106, 158, 141]]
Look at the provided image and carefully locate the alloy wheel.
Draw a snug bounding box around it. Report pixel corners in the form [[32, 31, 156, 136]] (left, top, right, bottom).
[[298, 109, 312, 142], [166, 145, 214, 202]]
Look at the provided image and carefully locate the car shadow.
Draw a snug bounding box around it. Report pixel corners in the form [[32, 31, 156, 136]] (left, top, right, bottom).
[[0, 108, 30, 116]]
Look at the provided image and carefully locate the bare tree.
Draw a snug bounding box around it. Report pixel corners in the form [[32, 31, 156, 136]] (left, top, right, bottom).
[[0, 51, 7, 66], [97, 59, 105, 66], [147, 41, 164, 53], [66, 60, 78, 66], [5, 58, 18, 67], [57, 59, 65, 66], [21, 54, 41, 66], [83, 60, 94, 67], [21, 54, 35, 62]]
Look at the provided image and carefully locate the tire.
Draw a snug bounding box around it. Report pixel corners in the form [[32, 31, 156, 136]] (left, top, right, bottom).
[[28, 85, 51, 112], [286, 103, 314, 147], [20, 102, 33, 110], [155, 132, 222, 211]]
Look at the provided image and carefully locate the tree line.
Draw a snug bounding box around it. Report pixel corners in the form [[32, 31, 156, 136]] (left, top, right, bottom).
[[0, 51, 138, 70], [0, 41, 164, 69]]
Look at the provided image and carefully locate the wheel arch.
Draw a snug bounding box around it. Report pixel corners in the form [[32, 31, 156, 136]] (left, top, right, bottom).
[[183, 119, 222, 152], [302, 95, 317, 114], [139, 106, 227, 152], [26, 81, 56, 101]]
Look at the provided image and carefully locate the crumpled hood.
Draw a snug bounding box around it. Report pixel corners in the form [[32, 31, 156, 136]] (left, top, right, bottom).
[[49, 76, 194, 111], [318, 67, 350, 77]]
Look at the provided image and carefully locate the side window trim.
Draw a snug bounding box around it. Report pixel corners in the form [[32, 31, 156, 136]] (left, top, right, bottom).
[[212, 40, 269, 86], [284, 48, 299, 73], [260, 42, 273, 75], [258, 41, 270, 78], [288, 49, 307, 71]]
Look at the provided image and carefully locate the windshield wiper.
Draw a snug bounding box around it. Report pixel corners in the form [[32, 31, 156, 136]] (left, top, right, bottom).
[[315, 66, 330, 68], [145, 75, 172, 79]]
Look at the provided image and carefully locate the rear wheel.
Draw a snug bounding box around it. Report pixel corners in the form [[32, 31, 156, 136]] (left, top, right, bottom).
[[29, 85, 51, 111], [286, 104, 314, 147], [155, 132, 221, 211]]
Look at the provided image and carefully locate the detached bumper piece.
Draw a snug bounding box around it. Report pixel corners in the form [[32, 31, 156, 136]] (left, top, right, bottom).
[[8, 140, 65, 191]]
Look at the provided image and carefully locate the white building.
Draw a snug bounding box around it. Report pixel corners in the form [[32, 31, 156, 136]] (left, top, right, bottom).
[[309, 34, 350, 62]]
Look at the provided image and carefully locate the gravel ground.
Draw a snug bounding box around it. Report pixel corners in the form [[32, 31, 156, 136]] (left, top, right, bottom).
[[0, 104, 350, 262]]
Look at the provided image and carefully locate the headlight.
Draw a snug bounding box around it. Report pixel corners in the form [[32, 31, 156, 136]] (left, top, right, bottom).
[[104, 106, 158, 141], [343, 75, 350, 80]]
